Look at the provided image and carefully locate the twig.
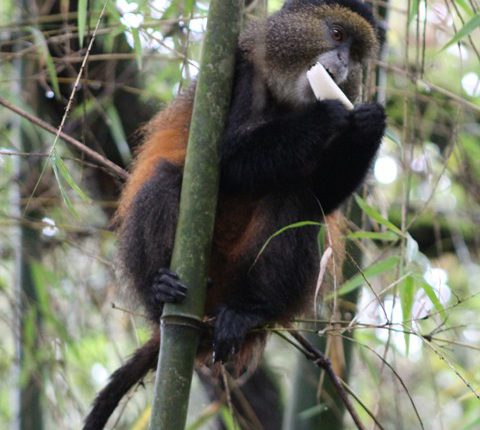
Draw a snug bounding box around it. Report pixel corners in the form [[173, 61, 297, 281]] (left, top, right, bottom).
[[0, 95, 128, 180], [288, 330, 370, 430]]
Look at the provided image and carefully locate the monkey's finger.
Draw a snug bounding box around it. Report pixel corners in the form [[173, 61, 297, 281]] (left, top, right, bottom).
[[156, 267, 180, 280]]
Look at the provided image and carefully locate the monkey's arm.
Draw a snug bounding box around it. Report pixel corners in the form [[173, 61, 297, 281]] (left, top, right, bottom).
[[221, 98, 351, 195], [312, 103, 386, 213]]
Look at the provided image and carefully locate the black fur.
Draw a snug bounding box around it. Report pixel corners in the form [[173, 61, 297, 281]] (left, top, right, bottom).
[[83, 337, 159, 430], [118, 161, 182, 320], [220, 49, 385, 212], [85, 0, 386, 425], [211, 192, 322, 362], [118, 5, 385, 365]]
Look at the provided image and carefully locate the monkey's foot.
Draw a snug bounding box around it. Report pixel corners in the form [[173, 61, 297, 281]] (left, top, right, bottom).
[[152, 268, 188, 305], [212, 306, 264, 363]]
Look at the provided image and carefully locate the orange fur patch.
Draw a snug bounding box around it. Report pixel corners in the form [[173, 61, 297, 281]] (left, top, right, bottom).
[[116, 92, 194, 220]]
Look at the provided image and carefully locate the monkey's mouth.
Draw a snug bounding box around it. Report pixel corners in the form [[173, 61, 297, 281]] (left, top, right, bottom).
[[310, 61, 338, 83], [324, 67, 337, 83]]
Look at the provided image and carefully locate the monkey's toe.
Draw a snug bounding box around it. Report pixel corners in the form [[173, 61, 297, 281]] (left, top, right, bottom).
[[212, 306, 266, 363], [152, 268, 188, 304], [212, 307, 248, 363]]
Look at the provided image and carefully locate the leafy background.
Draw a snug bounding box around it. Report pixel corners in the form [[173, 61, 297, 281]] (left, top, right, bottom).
[[0, 0, 479, 428]]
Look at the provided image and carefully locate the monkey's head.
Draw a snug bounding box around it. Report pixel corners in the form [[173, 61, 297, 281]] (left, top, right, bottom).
[[240, 0, 380, 108]]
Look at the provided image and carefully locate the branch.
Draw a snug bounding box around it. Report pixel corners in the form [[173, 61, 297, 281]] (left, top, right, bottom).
[[287, 330, 383, 430], [0, 95, 129, 180]]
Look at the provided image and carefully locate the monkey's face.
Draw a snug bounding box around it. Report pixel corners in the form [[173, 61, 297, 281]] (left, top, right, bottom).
[[252, 4, 379, 108]]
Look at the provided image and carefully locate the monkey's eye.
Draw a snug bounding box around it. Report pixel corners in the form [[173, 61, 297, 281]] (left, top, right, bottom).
[[331, 26, 346, 43]]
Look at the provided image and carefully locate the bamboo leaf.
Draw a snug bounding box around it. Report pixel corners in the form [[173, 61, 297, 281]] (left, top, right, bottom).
[[405, 234, 419, 263], [455, 0, 475, 18], [408, 0, 420, 26], [347, 231, 399, 241], [50, 149, 90, 215], [131, 27, 143, 70], [78, 0, 88, 48], [442, 14, 480, 51], [332, 255, 400, 298], [400, 275, 415, 354], [462, 416, 480, 430], [52, 150, 90, 202], [186, 403, 221, 430], [317, 224, 327, 254], [220, 408, 236, 430], [105, 104, 131, 164], [384, 128, 402, 148], [131, 406, 152, 430], [255, 221, 322, 265], [354, 194, 404, 236], [29, 27, 60, 99], [299, 404, 328, 420], [416, 278, 446, 319]]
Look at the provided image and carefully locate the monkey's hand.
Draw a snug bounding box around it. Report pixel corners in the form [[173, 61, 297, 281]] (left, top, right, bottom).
[[151, 268, 188, 305], [312, 102, 385, 213], [350, 102, 386, 142], [317, 99, 352, 137]]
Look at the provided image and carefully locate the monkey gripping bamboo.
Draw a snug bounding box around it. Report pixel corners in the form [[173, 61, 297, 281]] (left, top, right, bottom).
[[148, 2, 243, 429]]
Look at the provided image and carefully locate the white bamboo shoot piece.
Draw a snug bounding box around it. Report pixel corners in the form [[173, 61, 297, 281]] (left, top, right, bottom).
[[307, 63, 393, 146], [306, 63, 353, 110]]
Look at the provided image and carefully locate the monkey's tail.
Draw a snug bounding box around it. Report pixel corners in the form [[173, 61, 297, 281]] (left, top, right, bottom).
[[83, 334, 159, 430]]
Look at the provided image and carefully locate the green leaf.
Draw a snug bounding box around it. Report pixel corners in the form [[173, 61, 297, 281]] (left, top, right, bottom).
[[442, 13, 480, 51], [462, 416, 480, 430], [408, 0, 420, 26], [405, 234, 419, 263], [400, 275, 415, 354], [29, 27, 60, 99], [354, 195, 404, 236], [331, 255, 400, 298], [50, 149, 90, 215], [384, 128, 402, 148], [455, 0, 475, 18], [105, 104, 131, 165], [186, 404, 221, 430], [131, 27, 143, 70], [317, 224, 327, 254], [347, 231, 399, 241], [52, 150, 90, 202], [78, 0, 88, 48], [220, 407, 237, 430], [299, 403, 328, 420], [416, 278, 446, 319], [255, 221, 322, 264]]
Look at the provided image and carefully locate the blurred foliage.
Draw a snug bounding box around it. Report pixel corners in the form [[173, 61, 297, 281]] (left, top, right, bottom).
[[0, 0, 479, 429]]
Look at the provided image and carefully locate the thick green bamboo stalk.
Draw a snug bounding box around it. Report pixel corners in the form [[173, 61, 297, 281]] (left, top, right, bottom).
[[148, 2, 243, 429]]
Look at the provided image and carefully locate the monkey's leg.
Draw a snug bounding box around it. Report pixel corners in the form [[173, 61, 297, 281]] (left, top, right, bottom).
[[212, 220, 318, 363], [118, 161, 182, 321], [213, 306, 268, 363]]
